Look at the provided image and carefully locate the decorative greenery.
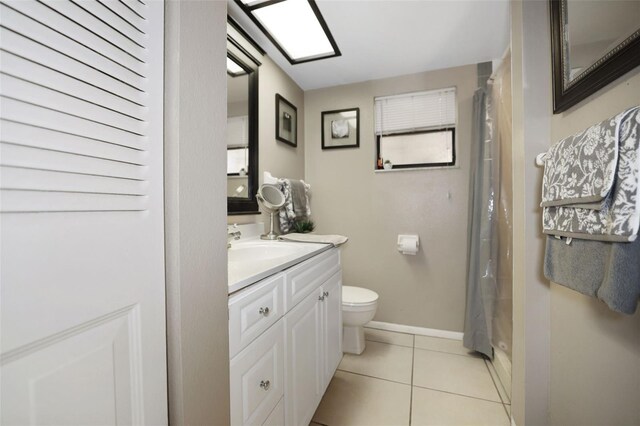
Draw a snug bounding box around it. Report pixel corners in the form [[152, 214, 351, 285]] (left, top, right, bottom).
[[293, 219, 315, 233]]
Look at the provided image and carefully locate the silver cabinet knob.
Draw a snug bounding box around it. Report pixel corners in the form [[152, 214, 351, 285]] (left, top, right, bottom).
[[323, 291, 329, 297], [259, 307, 270, 316], [259, 380, 270, 390], [318, 295, 325, 301]]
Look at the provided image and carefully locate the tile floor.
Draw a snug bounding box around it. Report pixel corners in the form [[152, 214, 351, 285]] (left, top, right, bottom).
[[311, 328, 511, 426]]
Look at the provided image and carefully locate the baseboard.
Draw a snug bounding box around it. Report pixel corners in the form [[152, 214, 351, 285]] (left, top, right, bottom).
[[366, 321, 464, 341]]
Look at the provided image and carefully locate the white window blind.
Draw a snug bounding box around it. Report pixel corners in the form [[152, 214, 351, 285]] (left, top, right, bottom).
[[227, 116, 248, 147], [375, 87, 456, 135]]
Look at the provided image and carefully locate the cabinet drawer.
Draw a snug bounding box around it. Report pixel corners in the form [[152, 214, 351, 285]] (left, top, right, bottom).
[[230, 319, 285, 426], [285, 248, 340, 311], [229, 273, 285, 358]]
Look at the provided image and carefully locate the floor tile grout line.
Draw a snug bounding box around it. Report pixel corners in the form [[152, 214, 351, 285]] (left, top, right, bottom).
[[485, 357, 512, 405], [413, 346, 482, 359], [366, 337, 481, 359], [411, 383, 504, 405], [409, 334, 415, 426], [483, 358, 507, 406], [336, 368, 412, 387], [502, 402, 511, 420], [365, 338, 414, 348]]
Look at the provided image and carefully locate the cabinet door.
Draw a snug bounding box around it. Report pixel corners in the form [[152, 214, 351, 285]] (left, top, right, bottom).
[[230, 320, 285, 426], [322, 271, 343, 391], [285, 289, 323, 426]]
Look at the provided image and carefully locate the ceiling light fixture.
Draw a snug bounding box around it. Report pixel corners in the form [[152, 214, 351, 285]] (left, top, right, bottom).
[[235, 0, 341, 65], [227, 57, 247, 77]]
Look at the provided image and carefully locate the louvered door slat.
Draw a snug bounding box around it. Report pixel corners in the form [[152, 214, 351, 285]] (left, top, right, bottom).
[[1, 190, 147, 212], [118, 0, 146, 22], [1, 143, 144, 182], [1, 74, 144, 136], [1, 167, 146, 211], [6, 0, 146, 76], [1, 97, 145, 151], [92, 0, 146, 36], [0, 51, 144, 119], [44, 0, 146, 61], [0, 28, 143, 104], [0, 3, 144, 90], [0, 120, 144, 165]]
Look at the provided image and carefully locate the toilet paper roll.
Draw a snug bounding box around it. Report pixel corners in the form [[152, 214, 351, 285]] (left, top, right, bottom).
[[397, 234, 419, 255]]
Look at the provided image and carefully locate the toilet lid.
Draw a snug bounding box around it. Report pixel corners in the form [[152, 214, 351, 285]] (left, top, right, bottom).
[[342, 286, 379, 306]]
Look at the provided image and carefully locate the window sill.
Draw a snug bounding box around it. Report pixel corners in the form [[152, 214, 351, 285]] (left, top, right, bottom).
[[374, 164, 459, 173]]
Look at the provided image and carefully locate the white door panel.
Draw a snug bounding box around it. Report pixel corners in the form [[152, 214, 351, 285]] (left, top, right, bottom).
[[0, 0, 167, 424]]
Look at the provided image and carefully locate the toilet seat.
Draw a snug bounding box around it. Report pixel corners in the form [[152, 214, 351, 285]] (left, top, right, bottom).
[[342, 286, 378, 307]]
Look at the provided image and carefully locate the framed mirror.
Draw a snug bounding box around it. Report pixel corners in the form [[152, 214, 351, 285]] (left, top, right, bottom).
[[227, 33, 260, 214], [550, 0, 640, 113]]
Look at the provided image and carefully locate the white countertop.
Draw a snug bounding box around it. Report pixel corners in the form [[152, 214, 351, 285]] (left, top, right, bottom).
[[227, 234, 332, 294]]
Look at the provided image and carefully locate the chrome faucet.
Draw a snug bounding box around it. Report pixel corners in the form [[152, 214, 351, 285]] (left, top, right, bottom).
[[227, 224, 241, 248]]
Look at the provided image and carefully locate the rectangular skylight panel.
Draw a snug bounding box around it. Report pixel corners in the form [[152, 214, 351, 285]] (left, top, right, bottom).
[[253, 0, 335, 61]]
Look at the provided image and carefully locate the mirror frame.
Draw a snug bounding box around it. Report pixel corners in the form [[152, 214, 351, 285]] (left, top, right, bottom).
[[227, 37, 260, 214], [550, 0, 640, 114]]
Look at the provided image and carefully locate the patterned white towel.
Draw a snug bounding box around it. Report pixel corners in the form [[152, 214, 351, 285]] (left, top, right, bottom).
[[541, 112, 619, 209], [542, 106, 640, 242]]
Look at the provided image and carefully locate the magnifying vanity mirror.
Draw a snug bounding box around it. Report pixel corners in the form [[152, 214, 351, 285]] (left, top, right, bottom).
[[256, 184, 286, 240], [227, 20, 261, 214]]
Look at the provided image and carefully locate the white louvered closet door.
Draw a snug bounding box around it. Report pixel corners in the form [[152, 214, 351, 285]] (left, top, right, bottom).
[[0, 0, 167, 424]]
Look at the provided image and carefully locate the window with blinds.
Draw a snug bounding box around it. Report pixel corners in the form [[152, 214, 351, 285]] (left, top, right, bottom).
[[375, 87, 457, 170]]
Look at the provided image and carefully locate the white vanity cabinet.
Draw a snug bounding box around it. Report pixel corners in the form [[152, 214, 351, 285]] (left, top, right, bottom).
[[229, 247, 342, 426], [285, 269, 342, 426]]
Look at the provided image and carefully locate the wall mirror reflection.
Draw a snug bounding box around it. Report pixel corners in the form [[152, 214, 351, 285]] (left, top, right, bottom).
[[551, 0, 640, 113], [227, 26, 260, 214]]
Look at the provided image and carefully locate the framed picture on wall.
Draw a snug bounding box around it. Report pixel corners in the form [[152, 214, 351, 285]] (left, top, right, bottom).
[[275, 94, 297, 147], [321, 108, 360, 150]]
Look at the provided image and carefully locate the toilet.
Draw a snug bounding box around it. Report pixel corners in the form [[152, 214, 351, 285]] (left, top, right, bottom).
[[342, 286, 379, 355]]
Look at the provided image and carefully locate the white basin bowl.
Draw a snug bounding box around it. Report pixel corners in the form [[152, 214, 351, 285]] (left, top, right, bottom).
[[227, 239, 331, 293], [228, 241, 301, 263]]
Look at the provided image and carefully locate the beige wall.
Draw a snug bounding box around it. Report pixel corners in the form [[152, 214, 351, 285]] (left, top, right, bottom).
[[511, 0, 640, 424], [164, 1, 230, 424], [549, 70, 640, 426], [228, 55, 305, 226], [304, 65, 477, 331]]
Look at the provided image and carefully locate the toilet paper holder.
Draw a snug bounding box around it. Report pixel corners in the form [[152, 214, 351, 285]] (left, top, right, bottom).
[[397, 234, 420, 255]]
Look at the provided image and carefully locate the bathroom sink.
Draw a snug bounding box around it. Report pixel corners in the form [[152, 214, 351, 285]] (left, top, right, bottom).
[[228, 239, 331, 293], [228, 241, 302, 263]]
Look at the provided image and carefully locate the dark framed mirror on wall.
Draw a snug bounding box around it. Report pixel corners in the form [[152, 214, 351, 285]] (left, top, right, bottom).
[[227, 26, 261, 214], [550, 0, 640, 113]]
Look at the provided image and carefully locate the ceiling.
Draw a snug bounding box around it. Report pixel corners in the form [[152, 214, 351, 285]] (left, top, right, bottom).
[[228, 0, 511, 91]]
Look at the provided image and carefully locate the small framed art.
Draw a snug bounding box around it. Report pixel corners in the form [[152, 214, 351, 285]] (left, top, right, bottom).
[[275, 94, 297, 147], [321, 108, 360, 149]]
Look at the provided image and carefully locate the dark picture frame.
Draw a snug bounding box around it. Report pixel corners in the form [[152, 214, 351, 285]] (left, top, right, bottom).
[[321, 108, 360, 150], [275, 94, 297, 147], [550, 0, 640, 113]]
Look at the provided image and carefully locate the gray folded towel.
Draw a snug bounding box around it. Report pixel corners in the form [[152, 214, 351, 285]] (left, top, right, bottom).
[[278, 233, 348, 247], [544, 236, 640, 314], [290, 179, 310, 218], [277, 179, 311, 233]]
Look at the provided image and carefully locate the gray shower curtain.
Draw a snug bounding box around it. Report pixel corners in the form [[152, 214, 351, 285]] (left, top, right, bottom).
[[463, 88, 497, 359]]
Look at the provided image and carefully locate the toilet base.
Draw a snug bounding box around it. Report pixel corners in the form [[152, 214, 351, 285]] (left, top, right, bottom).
[[343, 325, 366, 355]]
